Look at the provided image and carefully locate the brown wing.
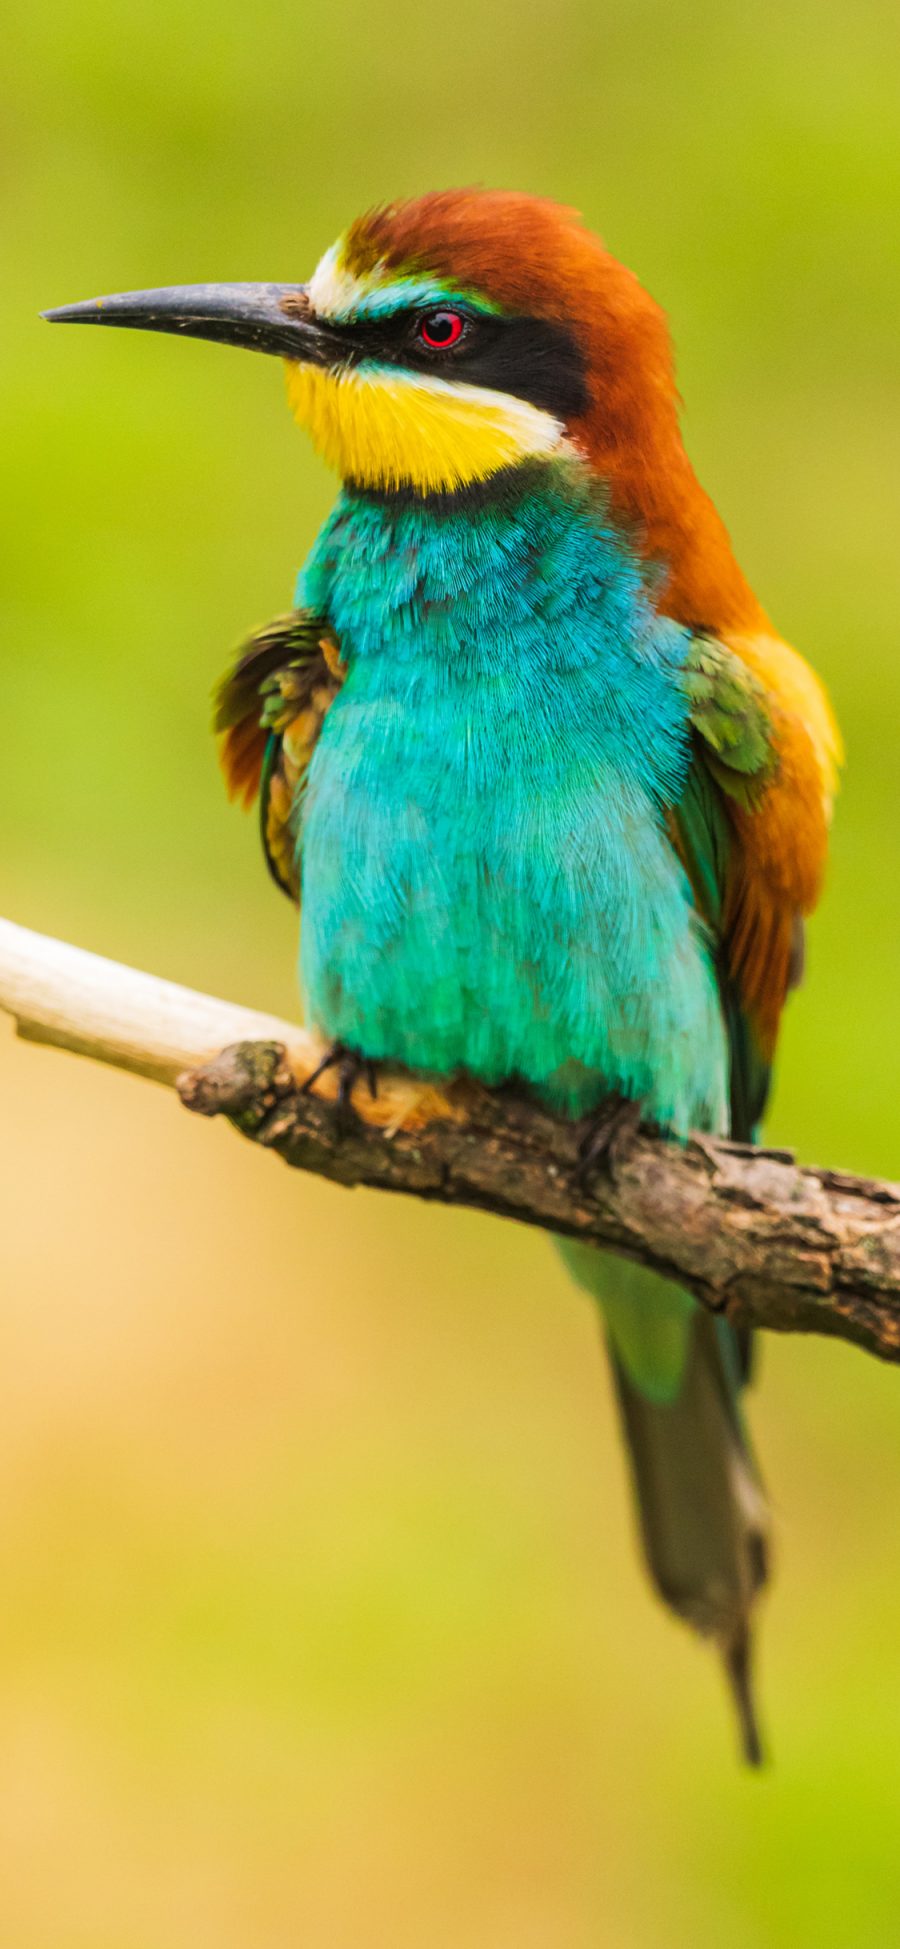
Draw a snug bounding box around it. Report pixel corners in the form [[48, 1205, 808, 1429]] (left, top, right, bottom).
[[214, 609, 345, 902]]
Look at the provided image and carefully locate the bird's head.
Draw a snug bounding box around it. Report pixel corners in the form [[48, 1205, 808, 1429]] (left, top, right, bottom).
[[45, 191, 677, 495], [45, 189, 762, 627]]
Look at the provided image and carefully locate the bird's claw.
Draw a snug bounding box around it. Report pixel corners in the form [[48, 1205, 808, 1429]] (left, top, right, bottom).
[[300, 1041, 379, 1135], [576, 1093, 643, 1188]]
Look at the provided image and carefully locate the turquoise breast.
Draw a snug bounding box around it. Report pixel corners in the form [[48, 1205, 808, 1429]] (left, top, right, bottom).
[[295, 461, 728, 1133]]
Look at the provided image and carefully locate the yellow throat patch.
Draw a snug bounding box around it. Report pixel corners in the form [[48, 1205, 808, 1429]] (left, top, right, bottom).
[[284, 359, 564, 494]]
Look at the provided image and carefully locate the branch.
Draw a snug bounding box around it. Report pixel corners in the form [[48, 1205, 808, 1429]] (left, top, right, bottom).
[[2, 916, 899, 1364], [0, 915, 318, 1086]]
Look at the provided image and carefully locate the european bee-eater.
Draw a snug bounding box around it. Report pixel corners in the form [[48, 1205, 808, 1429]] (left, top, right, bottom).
[[47, 189, 841, 1763]]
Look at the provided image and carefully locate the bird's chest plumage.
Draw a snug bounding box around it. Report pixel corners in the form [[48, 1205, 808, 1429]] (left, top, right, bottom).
[[296, 472, 728, 1132]]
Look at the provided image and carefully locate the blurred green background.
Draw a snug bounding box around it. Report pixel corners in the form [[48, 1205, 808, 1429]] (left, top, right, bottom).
[[2, 0, 900, 1942]]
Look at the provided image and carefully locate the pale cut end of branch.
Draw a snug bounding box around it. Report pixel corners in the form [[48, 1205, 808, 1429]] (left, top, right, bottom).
[[0, 915, 319, 1087]]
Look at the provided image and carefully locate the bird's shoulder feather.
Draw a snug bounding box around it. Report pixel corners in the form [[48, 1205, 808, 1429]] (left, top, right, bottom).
[[672, 628, 840, 1131], [213, 608, 345, 903]]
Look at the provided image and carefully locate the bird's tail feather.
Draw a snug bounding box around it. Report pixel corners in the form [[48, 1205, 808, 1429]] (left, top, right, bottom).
[[608, 1305, 770, 1765], [559, 1242, 770, 1764]]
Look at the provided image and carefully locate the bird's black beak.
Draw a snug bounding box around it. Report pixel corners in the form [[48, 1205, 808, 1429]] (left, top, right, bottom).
[[42, 282, 338, 363]]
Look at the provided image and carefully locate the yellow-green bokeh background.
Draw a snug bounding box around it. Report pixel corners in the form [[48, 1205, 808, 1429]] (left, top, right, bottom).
[[3, 2, 900, 1942]]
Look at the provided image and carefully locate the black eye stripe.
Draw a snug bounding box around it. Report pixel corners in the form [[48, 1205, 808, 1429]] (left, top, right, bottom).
[[321, 305, 589, 422]]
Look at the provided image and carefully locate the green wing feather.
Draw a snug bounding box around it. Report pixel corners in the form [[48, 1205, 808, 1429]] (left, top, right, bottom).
[[681, 636, 775, 815], [675, 635, 779, 1142], [214, 608, 344, 904]]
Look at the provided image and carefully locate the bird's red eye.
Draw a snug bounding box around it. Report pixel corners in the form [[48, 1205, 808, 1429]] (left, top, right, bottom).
[[418, 308, 464, 350]]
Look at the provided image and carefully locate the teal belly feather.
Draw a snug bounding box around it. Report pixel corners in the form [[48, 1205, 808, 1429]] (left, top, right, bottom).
[[296, 463, 728, 1135]]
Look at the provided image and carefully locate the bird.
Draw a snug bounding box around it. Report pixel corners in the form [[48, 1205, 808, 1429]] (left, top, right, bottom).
[[45, 189, 841, 1763]]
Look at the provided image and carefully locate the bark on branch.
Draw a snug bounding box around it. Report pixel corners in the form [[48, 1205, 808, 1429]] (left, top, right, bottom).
[[2, 916, 899, 1364]]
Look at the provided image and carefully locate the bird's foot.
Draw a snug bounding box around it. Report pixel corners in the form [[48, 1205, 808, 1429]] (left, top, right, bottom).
[[576, 1092, 644, 1188], [300, 1041, 379, 1136]]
